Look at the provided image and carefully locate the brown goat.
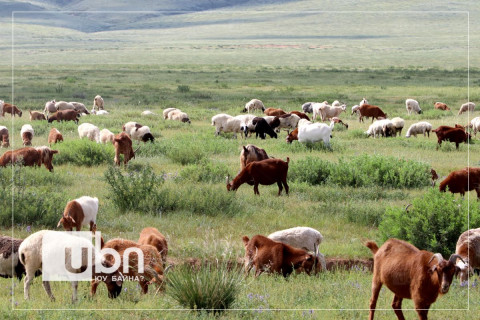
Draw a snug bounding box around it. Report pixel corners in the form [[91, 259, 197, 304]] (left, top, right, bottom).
[[113, 132, 138, 166], [47, 109, 79, 124], [0, 147, 58, 172], [430, 168, 439, 187], [432, 127, 470, 150], [0, 126, 9, 148], [91, 238, 164, 295], [331, 117, 349, 129], [366, 238, 462, 320], [239, 144, 269, 170], [2, 103, 22, 117], [264, 108, 287, 117], [434, 102, 450, 111], [242, 235, 319, 277], [358, 104, 387, 123], [439, 167, 480, 198], [289, 111, 310, 121], [29, 111, 46, 121], [227, 158, 289, 195], [138, 227, 169, 264], [455, 228, 480, 283], [48, 128, 63, 145], [286, 128, 298, 143]]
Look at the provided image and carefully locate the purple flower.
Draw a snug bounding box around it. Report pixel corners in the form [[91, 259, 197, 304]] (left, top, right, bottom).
[[26, 226, 31, 233]]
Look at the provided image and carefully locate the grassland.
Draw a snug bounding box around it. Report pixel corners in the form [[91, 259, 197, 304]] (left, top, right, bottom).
[[0, 63, 479, 318]]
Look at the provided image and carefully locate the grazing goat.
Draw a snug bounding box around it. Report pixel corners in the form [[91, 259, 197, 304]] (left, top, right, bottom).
[[358, 104, 387, 123], [239, 144, 269, 170], [286, 128, 298, 143], [44, 100, 56, 114], [405, 121, 432, 138], [289, 111, 310, 121], [138, 227, 169, 264], [311, 101, 329, 121], [301, 102, 315, 113], [0, 126, 9, 148], [113, 132, 138, 166], [455, 228, 480, 283], [48, 109, 79, 124], [366, 238, 462, 320], [100, 128, 115, 144], [439, 167, 480, 198], [78, 123, 100, 143], [91, 238, 164, 295], [264, 108, 287, 117], [20, 124, 34, 146], [242, 235, 320, 277], [434, 102, 450, 111], [57, 196, 99, 232], [2, 103, 22, 117], [297, 120, 335, 148], [0, 147, 58, 172], [227, 158, 289, 195], [243, 99, 265, 113], [251, 117, 277, 139], [331, 117, 348, 129], [406, 98, 422, 115], [70, 102, 90, 115], [0, 236, 26, 280], [433, 127, 470, 150], [320, 104, 346, 121], [93, 95, 104, 110], [167, 110, 190, 123], [29, 111, 46, 121], [47, 128, 63, 145], [19, 230, 123, 301], [458, 102, 475, 115]]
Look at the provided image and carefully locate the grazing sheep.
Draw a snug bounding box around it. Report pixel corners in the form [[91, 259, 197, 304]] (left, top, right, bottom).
[[113, 132, 138, 166], [218, 115, 253, 139], [29, 111, 46, 121], [240, 144, 269, 170], [351, 105, 360, 116], [20, 124, 34, 146], [264, 108, 287, 117], [131, 126, 155, 143], [48, 109, 79, 124], [367, 119, 395, 138], [55, 101, 75, 111], [238, 114, 258, 137], [163, 108, 180, 119], [141, 110, 156, 116], [405, 121, 433, 138], [439, 167, 480, 198], [366, 239, 462, 320], [168, 110, 191, 123], [47, 128, 63, 145], [78, 123, 100, 143], [93, 95, 104, 110], [358, 104, 387, 123], [19, 230, 123, 301], [406, 98, 422, 115], [2, 103, 22, 117], [0, 236, 26, 280], [302, 102, 315, 114], [434, 102, 450, 111], [0, 126, 9, 148], [211, 113, 233, 136], [390, 117, 405, 136], [70, 102, 90, 115], [57, 196, 99, 232], [455, 228, 480, 284], [138, 227, 169, 264], [458, 102, 475, 115], [267, 226, 326, 271], [123, 121, 143, 134], [93, 109, 109, 115], [43, 100, 56, 114], [297, 120, 335, 148], [100, 129, 115, 144], [311, 101, 329, 121], [243, 99, 265, 113]]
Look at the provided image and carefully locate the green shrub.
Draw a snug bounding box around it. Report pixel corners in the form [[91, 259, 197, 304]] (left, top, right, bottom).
[[289, 157, 332, 185], [54, 139, 114, 166], [177, 85, 191, 93], [379, 189, 480, 256], [167, 262, 243, 312]]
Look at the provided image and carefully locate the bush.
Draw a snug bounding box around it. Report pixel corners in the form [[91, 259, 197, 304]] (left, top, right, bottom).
[[289, 157, 332, 185], [177, 85, 191, 93], [379, 189, 480, 256], [167, 261, 243, 312], [54, 139, 114, 166], [178, 159, 229, 183]]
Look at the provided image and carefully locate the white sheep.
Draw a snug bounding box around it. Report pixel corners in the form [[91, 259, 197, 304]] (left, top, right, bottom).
[[470, 117, 480, 136], [18, 230, 123, 302], [130, 125, 155, 143], [123, 121, 142, 134], [405, 121, 433, 138], [267, 226, 326, 271], [406, 98, 422, 115], [235, 114, 256, 138], [243, 99, 265, 113], [78, 123, 100, 143], [275, 113, 301, 131], [312, 101, 329, 121], [168, 110, 191, 123], [455, 228, 480, 284], [458, 102, 475, 115], [163, 108, 180, 119], [351, 105, 360, 116], [20, 124, 34, 146], [55, 101, 75, 111], [141, 110, 156, 116], [69, 102, 89, 115], [391, 117, 405, 137], [297, 120, 335, 147], [211, 113, 233, 136], [44, 100, 56, 114], [93, 95, 104, 110], [360, 98, 368, 106], [366, 120, 385, 139], [320, 104, 346, 121], [91, 109, 109, 115], [100, 128, 115, 144]]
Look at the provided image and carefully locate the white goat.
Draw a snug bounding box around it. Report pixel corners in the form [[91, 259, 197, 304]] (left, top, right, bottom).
[[100, 129, 115, 144], [470, 117, 480, 136], [351, 105, 360, 116], [320, 104, 346, 121], [406, 98, 422, 115], [312, 101, 329, 121], [360, 98, 368, 106], [78, 123, 100, 143], [458, 102, 475, 115], [298, 120, 335, 147], [405, 121, 433, 138]]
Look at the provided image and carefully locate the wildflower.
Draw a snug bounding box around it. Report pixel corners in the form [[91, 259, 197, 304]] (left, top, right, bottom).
[[26, 226, 31, 233]]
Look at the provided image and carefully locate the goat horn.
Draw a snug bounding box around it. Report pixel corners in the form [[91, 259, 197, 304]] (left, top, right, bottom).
[[429, 253, 444, 264], [226, 174, 230, 184], [448, 254, 465, 264], [133, 146, 141, 154], [405, 204, 412, 212]]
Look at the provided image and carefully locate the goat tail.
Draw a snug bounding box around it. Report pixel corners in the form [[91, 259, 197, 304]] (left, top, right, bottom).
[[286, 157, 290, 164], [365, 241, 379, 255], [242, 236, 250, 247], [19, 252, 25, 266]]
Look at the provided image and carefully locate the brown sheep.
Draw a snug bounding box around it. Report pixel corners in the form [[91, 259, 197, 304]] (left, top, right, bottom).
[[357, 104, 387, 123], [2, 103, 22, 117], [439, 167, 480, 198], [242, 235, 320, 277], [239, 144, 269, 170], [264, 108, 287, 117], [366, 238, 462, 320], [138, 227, 168, 264], [29, 111, 46, 121]]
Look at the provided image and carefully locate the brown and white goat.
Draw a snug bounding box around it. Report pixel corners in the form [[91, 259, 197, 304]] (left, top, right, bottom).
[[439, 167, 480, 198], [0, 147, 58, 172], [242, 235, 320, 277], [227, 158, 289, 195], [113, 132, 138, 166], [239, 144, 269, 170], [48, 128, 63, 145], [366, 238, 462, 320], [57, 196, 99, 232], [91, 238, 164, 295], [455, 228, 480, 284], [138, 227, 169, 264], [2, 103, 22, 117], [286, 128, 299, 143], [0, 126, 9, 148]]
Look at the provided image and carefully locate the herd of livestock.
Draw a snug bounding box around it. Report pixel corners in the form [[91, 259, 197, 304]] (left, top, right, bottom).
[[0, 94, 479, 318]]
